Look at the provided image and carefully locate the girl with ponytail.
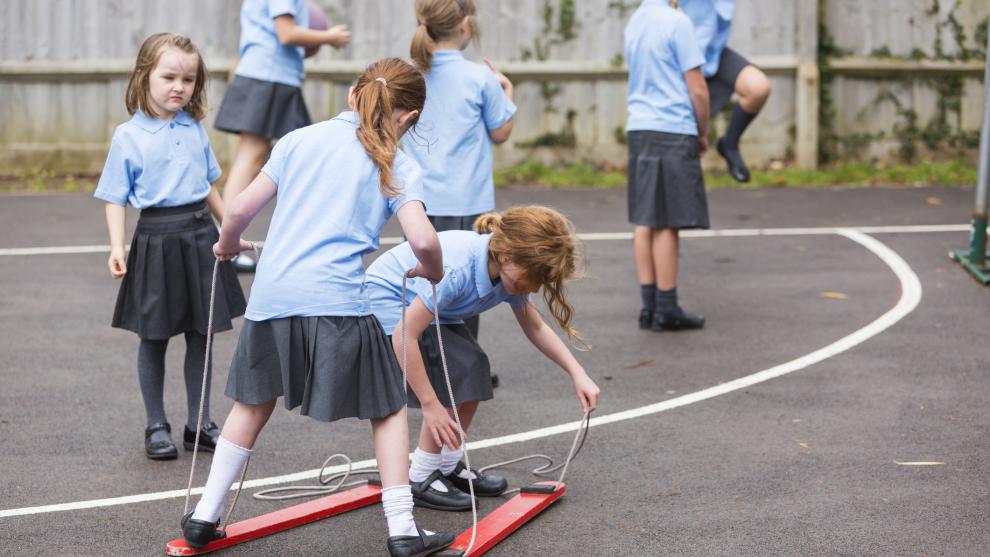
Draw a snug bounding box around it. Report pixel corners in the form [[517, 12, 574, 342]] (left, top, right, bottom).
[[405, 0, 516, 346], [365, 206, 601, 511], [179, 58, 456, 557]]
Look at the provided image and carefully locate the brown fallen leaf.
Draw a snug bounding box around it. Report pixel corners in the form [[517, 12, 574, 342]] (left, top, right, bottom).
[[624, 359, 655, 369], [820, 291, 849, 300], [926, 196, 943, 206]]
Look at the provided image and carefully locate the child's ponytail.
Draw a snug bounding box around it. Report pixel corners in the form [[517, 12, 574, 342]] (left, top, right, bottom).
[[410, 0, 479, 72], [352, 58, 426, 197]]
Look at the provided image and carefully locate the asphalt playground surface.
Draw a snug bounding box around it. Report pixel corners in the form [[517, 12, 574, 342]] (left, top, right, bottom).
[[1, 185, 989, 556]]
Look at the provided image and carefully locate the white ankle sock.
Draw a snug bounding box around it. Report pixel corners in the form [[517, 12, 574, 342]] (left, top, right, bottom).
[[440, 446, 465, 476], [191, 436, 251, 523], [381, 485, 418, 537], [409, 448, 448, 492]]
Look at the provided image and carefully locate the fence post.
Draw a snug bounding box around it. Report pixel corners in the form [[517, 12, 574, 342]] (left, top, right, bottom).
[[794, 0, 820, 169]]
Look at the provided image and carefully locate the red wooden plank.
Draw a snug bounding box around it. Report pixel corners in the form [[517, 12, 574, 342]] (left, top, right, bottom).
[[436, 482, 565, 557], [165, 483, 382, 556]]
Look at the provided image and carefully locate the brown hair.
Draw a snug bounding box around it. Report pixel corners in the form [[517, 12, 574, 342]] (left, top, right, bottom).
[[125, 33, 208, 121], [352, 58, 427, 196], [669, 0, 680, 8], [476, 206, 585, 340], [411, 0, 479, 72]]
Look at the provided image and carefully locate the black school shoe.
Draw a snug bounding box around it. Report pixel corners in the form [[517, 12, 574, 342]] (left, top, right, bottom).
[[652, 307, 705, 331], [444, 461, 508, 497], [717, 138, 751, 183], [638, 307, 653, 329], [145, 422, 178, 460], [184, 421, 221, 452], [387, 527, 455, 557], [181, 511, 225, 548], [411, 470, 473, 511]]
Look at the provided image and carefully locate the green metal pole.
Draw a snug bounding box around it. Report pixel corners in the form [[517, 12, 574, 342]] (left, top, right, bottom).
[[969, 29, 990, 266]]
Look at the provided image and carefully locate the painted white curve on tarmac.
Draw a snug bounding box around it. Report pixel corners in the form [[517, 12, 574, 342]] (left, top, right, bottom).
[[0, 230, 922, 519]]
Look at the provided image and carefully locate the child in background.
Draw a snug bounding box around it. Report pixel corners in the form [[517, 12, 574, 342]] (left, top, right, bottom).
[[94, 33, 246, 460], [365, 206, 600, 510], [180, 58, 455, 557], [625, 0, 710, 331], [215, 0, 351, 272], [679, 0, 771, 182], [406, 0, 515, 346]]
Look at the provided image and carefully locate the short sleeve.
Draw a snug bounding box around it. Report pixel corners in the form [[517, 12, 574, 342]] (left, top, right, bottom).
[[268, 0, 299, 18], [507, 293, 531, 309], [388, 154, 426, 215], [200, 126, 221, 183], [93, 136, 134, 206], [261, 137, 288, 187], [407, 267, 453, 315], [672, 16, 705, 73], [480, 71, 517, 131]]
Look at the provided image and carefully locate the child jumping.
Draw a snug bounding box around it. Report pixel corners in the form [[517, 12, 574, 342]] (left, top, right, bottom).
[[679, 0, 771, 182], [94, 33, 246, 461], [406, 0, 516, 344], [365, 206, 601, 510], [179, 58, 456, 557], [625, 0, 710, 332], [215, 0, 351, 272]]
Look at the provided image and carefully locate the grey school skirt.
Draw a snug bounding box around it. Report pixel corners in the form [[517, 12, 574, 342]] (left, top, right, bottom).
[[225, 315, 407, 422], [112, 201, 246, 340], [627, 130, 710, 229], [396, 323, 494, 409], [214, 75, 312, 140]]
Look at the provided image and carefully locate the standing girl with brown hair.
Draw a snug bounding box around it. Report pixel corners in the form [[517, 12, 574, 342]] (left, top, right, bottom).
[[179, 58, 454, 557], [405, 0, 516, 342]]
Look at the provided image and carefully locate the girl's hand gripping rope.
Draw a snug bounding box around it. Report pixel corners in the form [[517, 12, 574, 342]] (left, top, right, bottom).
[[213, 238, 256, 261], [572, 370, 600, 413], [405, 262, 444, 284]]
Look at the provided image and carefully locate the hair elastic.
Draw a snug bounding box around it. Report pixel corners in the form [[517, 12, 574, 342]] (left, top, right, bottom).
[[375, 77, 387, 86]]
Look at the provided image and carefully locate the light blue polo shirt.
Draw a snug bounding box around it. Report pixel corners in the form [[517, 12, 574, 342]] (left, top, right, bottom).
[[365, 230, 529, 335], [94, 110, 221, 208], [235, 0, 308, 87], [624, 0, 706, 135], [402, 50, 517, 217], [246, 111, 425, 320], [680, 0, 735, 77]]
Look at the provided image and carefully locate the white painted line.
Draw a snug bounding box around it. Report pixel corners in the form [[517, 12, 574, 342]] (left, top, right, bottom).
[[0, 223, 972, 256], [0, 229, 921, 519]]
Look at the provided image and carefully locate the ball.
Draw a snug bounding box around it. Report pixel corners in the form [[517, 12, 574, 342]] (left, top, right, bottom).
[[305, 1, 328, 58]]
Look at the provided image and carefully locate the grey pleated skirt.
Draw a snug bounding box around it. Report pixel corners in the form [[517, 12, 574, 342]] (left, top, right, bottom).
[[627, 130, 710, 229], [226, 315, 407, 422], [112, 201, 246, 340], [399, 323, 494, 409], [214, 75, 312, 140]]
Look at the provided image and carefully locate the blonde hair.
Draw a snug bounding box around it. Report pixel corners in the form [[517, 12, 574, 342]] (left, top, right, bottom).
[[411, 0, 479, 72], [352, 58, 427, 196], [126, 33, 208, 121], [475, 206, 585, 340]]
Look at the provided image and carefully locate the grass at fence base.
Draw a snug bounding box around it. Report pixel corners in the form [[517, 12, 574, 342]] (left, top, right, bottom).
[[494, 159, 977, 189], [0, 159, 978, 193]]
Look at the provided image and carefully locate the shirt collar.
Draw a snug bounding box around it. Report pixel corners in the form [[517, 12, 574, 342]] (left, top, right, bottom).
[[334, 110, 360, 125], [433, 50, 465, 64], [132, 109, 192, 133], [472, 233, 496, 298]]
